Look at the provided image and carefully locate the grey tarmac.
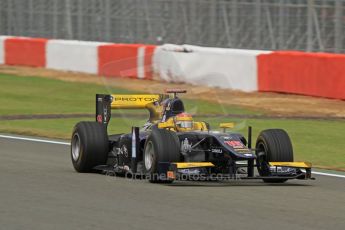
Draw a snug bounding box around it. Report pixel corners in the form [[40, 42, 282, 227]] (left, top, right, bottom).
[[0, 136, 344, 230]]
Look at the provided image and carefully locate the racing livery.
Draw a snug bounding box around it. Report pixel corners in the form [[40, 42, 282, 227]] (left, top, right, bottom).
[[71, 89, 313, 183]]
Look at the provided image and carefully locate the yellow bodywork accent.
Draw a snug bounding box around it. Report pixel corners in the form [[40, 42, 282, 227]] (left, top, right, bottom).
[[111, 94, 162, 109], [173, 162, 215, 169], [219, 123, 235, 129], [111, 94, 167, 122], [193, 122, 208, 131], [158, 119, 209, 132], [158, 118, 176, 130], [269, 162, 312, 168]]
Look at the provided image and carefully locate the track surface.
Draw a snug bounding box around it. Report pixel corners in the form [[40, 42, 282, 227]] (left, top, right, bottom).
[[1, 136, 344, 230]]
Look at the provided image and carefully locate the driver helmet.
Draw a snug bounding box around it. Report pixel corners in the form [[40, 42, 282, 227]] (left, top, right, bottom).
[[174, 113, 194, 131]]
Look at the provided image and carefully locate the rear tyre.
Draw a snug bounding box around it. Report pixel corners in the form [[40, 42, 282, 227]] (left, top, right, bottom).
[[71, 121, 109, 172], [144, 128, 180, 183], [255, 129, 293, 183]]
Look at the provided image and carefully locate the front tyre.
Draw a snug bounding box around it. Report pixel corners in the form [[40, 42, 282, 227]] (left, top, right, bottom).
[[144, 128, 180, 183], [71, 121, 109, 172], [255, 129, 293, 183]]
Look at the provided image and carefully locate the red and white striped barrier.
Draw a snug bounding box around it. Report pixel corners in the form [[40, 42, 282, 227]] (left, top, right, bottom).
[[257, 51, 345, 100], [0, 36, 155, 79], [0, 36, 10, 64], [4, 37, 48, 67], [98, 44, 155, 79], [1, 36, 345, 100], [153, 44, 271, 92], [47, 40, 108, 74], [155, 44, 345, 99]]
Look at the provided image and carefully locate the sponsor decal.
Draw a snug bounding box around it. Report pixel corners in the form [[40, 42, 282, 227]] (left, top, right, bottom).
[[225, 140, 245, 148], [269, 166, 297, 174], [103, 107, 108, 122], [178, 168, 201, 174], [167, 171, 176, 179], [97, 115, 103, 123], [113, 97, 157, 102], [120, 145, 129, 157], [181, 138, 192, 153], [234, 148, 252, 154], [211, 148, 223, 154]]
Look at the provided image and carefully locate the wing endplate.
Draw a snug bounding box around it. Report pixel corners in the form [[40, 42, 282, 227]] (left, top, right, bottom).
[[269, 162, 312, 169]]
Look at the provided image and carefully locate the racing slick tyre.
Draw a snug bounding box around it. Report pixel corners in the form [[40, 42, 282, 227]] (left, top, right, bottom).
[[144, 128, 181, 183], [255, 129, 293, 183], [71, 121, 109, 173]]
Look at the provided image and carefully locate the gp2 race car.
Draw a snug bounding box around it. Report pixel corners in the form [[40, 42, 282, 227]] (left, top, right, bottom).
[[70, 89, 313, 183]]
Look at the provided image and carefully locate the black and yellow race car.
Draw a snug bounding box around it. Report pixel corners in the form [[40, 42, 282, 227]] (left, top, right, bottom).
[[70, 89, 313, 183]]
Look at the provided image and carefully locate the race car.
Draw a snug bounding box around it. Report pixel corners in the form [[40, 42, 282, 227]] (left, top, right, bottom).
[[70, 89, 313, 183]]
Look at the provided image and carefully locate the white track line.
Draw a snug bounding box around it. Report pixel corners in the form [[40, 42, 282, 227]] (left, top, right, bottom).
[[0, 134, 70, 146], [1, 134, 344, 178], [311, 171, 345, 179]]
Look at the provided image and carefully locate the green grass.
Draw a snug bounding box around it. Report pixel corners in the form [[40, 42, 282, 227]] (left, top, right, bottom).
[[0, 74, 257, 116], [0, 73, 344, 171], [0, 74, 132, 115]]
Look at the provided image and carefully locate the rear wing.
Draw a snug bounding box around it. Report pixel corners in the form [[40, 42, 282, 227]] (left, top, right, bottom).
[[96, 94, 168, 126]]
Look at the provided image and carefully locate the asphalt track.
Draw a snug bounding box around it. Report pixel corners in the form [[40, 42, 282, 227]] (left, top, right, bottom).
[[1, 135, 344, 230]]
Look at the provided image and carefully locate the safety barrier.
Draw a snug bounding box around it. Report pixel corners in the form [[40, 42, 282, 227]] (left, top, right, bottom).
[[4, 37, 47, 67], [0, 36, 156, 79], [153, 44, 271, 92], [258, 51, 345, 100], [0, 36, 344, 100], [0, 36, 9, 64], [98, 44, 156, 79], [47, 40, 109, 74]]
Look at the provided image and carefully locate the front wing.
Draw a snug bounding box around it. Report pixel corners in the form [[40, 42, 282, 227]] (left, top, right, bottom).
[[157, 161, 314, 181]]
